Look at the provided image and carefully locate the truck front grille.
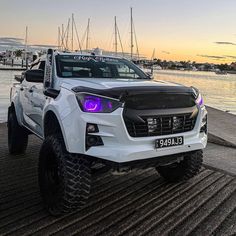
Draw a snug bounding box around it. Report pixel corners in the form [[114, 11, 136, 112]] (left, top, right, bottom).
[[124, 113, 197, 137]]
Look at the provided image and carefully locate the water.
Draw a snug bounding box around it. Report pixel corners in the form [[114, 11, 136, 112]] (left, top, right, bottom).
[[0, 70, 21, 122], [154, 70, 236, 115], [0, 70, 235, 122]]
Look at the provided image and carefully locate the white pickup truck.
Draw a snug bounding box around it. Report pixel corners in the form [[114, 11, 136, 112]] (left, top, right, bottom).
[[8, 49, 207, 215]]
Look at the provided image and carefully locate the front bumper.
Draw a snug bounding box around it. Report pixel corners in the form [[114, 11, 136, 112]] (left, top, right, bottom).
[[62, 105, 207, 163]]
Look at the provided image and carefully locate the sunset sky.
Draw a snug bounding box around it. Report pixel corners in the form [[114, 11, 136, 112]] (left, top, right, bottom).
[[1, 0, 236, 63]]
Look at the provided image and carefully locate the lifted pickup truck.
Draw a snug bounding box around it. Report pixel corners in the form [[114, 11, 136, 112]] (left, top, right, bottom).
[[8, 49, 207, 215]]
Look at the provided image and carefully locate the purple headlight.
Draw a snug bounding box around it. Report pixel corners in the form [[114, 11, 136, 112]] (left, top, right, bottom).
[[83, 96, 102, 112], [77, 94, 120, 113], [196, 94, 203, 106]]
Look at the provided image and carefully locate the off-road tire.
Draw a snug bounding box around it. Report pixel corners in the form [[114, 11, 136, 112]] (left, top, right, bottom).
[[38, 134, 92, 216], [156, 150, 203, 182], [8, 108, 28, 154]]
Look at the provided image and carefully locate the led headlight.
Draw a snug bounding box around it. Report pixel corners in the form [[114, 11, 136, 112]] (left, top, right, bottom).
[[196, 93, 203, 106], [192, 87, 204, 107], [76, 93, 122, 113]]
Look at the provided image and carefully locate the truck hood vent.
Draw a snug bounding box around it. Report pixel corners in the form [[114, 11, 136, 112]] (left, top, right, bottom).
[[124, 93, 195, 110]]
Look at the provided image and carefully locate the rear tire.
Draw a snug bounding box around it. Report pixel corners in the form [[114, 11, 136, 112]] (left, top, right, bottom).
[[8, 107, 28, 154], [38, 134, 92, 216], [156, 150, 203, 182]]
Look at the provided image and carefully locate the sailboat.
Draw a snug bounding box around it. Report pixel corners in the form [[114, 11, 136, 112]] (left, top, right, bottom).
[[130, 7, 140, 61], [5, 26, 29, 68], [58, 14, 82, 53], [112, 16, 124, 57]]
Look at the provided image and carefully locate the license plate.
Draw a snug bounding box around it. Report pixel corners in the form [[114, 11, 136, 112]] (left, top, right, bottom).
[[155, 136, 184, 149]]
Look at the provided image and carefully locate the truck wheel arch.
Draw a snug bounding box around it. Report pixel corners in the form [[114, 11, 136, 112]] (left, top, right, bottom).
[[9, 102, 22, 126], [8, 103, 15, 122], [43, 111, 68, 150]]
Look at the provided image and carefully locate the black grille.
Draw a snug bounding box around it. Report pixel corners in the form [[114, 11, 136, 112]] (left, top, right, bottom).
[[124, 113, 197, 137]]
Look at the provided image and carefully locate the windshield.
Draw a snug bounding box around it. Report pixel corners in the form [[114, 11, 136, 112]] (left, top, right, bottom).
[[56, 55, 149, 79]]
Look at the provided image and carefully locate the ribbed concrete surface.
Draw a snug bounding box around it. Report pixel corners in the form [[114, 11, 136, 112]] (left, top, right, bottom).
[[1, 123, 236, 236], [207, 106, 236, 148]]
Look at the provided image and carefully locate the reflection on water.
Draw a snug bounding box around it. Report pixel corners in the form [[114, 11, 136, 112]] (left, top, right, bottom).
[[0, 71, 21, 122], [0, 69, 235, 122], [154, 70, 236, 115]]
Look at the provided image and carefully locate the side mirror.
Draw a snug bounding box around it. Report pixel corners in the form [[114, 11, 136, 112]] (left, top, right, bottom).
[[25, 69, 44, 83]]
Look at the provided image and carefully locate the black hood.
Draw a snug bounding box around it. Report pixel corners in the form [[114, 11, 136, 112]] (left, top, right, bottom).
[[72, 85, 197, 101]]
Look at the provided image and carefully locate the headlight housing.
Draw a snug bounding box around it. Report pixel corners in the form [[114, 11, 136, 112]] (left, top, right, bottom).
[[196, 93, 203, 106], [76, 93, 122, 113], [192, 87, 203, 106]]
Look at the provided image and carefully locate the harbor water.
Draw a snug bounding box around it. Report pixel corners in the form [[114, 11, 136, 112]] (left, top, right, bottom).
[[0, 69, 235, 122], [0, 70, 21, 122], [153, 70, 236, 115]]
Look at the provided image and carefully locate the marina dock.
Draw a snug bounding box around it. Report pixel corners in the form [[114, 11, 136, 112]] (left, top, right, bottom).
[[0, 107, 236, 235]]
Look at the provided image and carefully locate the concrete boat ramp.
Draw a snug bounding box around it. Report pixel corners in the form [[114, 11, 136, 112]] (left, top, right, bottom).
[[0, 107, 236, 235], [207, 106, 236, 148]]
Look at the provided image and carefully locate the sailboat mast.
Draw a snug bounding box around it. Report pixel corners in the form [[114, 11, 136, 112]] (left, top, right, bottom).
[[24, 26, 28, 64], [130, 7, 133, 60], [61, 24, 64, 50], [86, 18, 90, 52], [66, 18, 70, 50], [58, 27, 61, 50], [117, 25, 124, 57], [114, 16, 118, 56], [73, 17, 82, 53], [71, 13, 74, 51], [151, 48, 155, 60]]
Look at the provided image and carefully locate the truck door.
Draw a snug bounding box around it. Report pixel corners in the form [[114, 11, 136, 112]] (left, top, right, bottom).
[[29, 60, 46, 137], [20, 60, 40, 130]]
